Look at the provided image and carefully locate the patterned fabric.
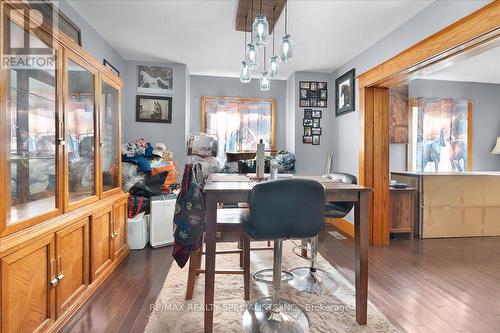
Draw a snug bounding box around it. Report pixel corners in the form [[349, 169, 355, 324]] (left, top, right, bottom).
[[172, 163, 205, 268]]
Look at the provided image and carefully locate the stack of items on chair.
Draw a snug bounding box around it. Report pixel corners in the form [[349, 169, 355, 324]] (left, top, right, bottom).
[[121, 138, 179, 219]]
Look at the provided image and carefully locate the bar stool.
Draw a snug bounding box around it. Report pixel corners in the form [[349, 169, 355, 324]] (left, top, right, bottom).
[[289, 173, 357, 295], [185, 208, 251, 300], [241, 179, 325, 333]]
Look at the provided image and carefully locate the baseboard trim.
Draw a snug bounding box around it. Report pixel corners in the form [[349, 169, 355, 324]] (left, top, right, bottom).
[[325, 218, 354, 238]]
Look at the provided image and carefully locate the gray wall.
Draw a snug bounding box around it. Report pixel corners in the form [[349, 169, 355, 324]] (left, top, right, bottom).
[[189, 75, 288, 150], [409, 79, 500, 171], [56, 1, 125, 75], [330, 0, 490, 178], [292, 72, 333, 175], [122, 61, 189, 170]]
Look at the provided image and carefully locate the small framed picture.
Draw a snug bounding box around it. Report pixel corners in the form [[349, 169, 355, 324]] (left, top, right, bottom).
[[304, 109, 312, 118], [310, 82, 317, 91], [320, 89, 327, 101], [310, 98, 318, 107], [318, 82, 327, 89], [312, 135, 320, 145], [304, 127, 312, 136], [312, 110, 322, 118], [312, 118, 320, 128], [300, 89, 308, 99], [303, 118, 313, 127], [136, 95, 172, 123], [300, 99, 310, 107], [319, 101, 327, 107], [303, 135, 313, 144], [300, 82, 310, 89], [312, 127, 322, 135], [336, 68, 356, 116], [103, 59, 120, 77]]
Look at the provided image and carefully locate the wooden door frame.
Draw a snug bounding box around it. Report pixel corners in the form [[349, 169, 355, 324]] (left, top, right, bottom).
[[357, 1, 500, 245]]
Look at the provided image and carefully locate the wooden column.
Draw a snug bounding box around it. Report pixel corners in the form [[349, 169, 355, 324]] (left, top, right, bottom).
[[360, 87, 390, 245]]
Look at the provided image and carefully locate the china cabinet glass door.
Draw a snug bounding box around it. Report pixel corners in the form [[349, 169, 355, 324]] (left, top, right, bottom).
[[100, 79, 120, 195], [65, 54, 98, 209], [2, 16, 62, 232]]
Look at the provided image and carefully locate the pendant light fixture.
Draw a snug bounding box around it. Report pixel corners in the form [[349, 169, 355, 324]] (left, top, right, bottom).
[[246, 1, 258, 69], [240, 15, 251, 83], [260, 47, 270, 91], [252, 0, 269, 47], [268, 6, 278, 79], [279, 2, 293, 63]]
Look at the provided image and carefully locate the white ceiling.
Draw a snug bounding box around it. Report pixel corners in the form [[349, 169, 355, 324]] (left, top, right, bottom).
[[67, 0, 432, 80], [418, 45, 500, 84]]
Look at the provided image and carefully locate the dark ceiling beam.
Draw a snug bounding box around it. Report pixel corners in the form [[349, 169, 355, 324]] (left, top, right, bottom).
[[236, 0, 287, 33]]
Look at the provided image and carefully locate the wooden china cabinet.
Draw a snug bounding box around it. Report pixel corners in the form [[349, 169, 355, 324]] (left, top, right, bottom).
[[0, 2, 128, 332]]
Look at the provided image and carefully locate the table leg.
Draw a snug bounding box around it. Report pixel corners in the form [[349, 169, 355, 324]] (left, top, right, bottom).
[[204, 193, 217, 333], [354, 191, 368, 325]]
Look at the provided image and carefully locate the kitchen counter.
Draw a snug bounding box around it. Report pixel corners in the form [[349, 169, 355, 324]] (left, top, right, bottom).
[[391, 172, 500, 238], [391, 171, 500, 176]]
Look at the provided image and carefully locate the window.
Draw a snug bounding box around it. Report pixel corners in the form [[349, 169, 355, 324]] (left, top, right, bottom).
[[202, 97, 275, 158]]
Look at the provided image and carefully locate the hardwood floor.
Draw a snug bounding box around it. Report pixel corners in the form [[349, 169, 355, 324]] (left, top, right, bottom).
[[62, 229, 500, 333]]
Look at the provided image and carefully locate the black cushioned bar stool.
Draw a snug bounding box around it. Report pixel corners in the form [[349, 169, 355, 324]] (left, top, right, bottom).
[[289, 173, 357, 296], [241, 178, 325, 333]]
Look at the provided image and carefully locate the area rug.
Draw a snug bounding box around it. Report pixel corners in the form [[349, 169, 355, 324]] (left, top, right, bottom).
[[144, 241, 398, 333]]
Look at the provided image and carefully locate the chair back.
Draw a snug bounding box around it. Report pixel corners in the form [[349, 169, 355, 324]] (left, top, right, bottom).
[[247, 179, 325, 240]]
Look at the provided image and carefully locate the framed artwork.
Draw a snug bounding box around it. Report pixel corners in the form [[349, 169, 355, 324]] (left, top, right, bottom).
[[312, 110, 322, 118], [299, 81, 328, 108], [304, 127, 312, 136], [136, 95, 172, 123], [335, 68, 355, 116], [138, 65, 173, 95], [103, 59, 120, 77], [303, 118, 313, 127], [312, 127, 322, 135], [312, 135, 320, 145], [312, 118, 320, 128], [303, 136, 313, 144], [304, 109, 312, 118]]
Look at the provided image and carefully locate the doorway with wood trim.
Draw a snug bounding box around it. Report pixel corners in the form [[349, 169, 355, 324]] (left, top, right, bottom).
[[357, 2, 500, 245]]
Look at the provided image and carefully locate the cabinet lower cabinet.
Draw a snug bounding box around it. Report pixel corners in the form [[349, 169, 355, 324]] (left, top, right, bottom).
[[55, 218, 90, 318], [0, 196, 128, 333], [1, 235, 56, 333], [113, 199, 128, 259], [90, 207, 114, 281]]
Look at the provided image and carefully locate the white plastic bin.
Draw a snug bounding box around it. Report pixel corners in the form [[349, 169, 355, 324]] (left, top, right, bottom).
[[127, 212, 149, 250], [150, 194, 177, 248]]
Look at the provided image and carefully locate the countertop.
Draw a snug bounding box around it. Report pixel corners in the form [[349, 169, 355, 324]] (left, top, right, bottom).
[[391, 171, 500, 177]]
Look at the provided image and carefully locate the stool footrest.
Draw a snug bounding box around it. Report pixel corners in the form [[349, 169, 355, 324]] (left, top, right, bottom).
[[195, 269, 244, 275]]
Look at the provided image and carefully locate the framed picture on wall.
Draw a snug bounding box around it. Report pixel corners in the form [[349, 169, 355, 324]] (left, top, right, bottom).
[[136, 95, 172, 123], [299, 81, 328, 108], [103, 59, 120, 77], [137, 65, 173, 95], [335, 68, 355, 116]]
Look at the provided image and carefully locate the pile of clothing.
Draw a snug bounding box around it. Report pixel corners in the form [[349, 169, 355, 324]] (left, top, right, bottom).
[[122, 138, 178, 218]]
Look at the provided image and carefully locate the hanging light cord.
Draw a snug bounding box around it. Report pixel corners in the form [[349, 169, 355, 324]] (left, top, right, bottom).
[[264, 47, 267, 71], [272, 5, 275, 55], [260, 0, 263, 15], [244, 14, 247, 58], [285, 2, 288, 35]]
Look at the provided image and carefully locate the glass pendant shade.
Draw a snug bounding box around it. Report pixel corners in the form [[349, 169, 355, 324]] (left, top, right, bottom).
[[279, 34, 293, 63], [240, 61, 251, 83], [252, 15, 269, 47], [260, 71, 270, 91], [268, 56, 278, 79], [245, 43, 258, 69]]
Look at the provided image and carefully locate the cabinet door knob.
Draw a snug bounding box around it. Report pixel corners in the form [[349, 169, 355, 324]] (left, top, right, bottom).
[[111, 231, 118, 239], [50, 277, 59, 287]]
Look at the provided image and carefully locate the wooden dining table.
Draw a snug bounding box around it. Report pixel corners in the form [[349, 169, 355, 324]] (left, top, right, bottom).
[[202, 174, 371, 332]]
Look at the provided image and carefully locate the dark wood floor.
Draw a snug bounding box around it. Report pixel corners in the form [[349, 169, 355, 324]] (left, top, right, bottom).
[[62, 229, 500, 333]]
